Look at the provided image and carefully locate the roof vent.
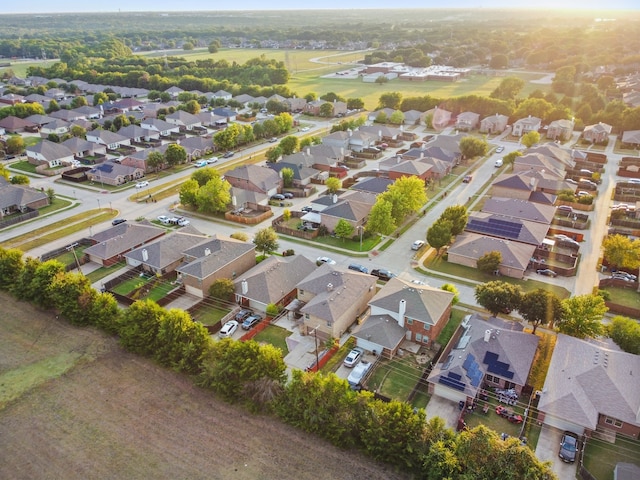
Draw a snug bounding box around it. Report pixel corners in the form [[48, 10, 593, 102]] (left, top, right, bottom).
[[327, 283, 333, 291], [204, 248, 211, 256]]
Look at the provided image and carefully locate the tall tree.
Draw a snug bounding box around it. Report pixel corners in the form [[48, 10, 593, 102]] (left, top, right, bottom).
[[558, 294, 608, 339], [426, 219, 452, 256], [334, 219, 354, 242], [441, 283, 460, 305], [476, 251, 502, 274], [607, 316, 640, 354], [381, 175, 427, 224], [440, 205, 468, 236], [474, 281, 522, 317], [459, 136, 489, 159], [519, 288, 564, 333], [366, 199, 396, 236], [521, 130, 541, 148], [165, 144, 187, 166], [146, 151, 164, 173], [196, 174, 231, 213], [325, 177, 341, 194], [378, 92, 402, 110], [490, 76, 524, 100], [179, 178, 200, 207], [281, 167, 294, 188], [603, 234, 640, 272], [279, 135, 299, 155], [253, 227, 279, 256]]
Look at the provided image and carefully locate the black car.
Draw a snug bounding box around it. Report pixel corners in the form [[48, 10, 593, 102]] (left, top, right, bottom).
[[242, 314, 262, 330], [559, 431, 579, 463], [234, 309, 253, 322], [537, 268, 558, 277], [282, 192, 294, 199], [348, 263, 369, 274], [301, 206, 313, 213], [112, 218, 127, 226], [371, 269, 395, 281], [271, 194, 285, 201]]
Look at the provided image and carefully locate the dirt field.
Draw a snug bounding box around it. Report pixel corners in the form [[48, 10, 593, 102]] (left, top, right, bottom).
[[0, 292, 409, 480]]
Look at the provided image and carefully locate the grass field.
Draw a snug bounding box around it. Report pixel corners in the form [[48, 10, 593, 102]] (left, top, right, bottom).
[[253, 324, 291, 354], [367, 355, 425, 402]]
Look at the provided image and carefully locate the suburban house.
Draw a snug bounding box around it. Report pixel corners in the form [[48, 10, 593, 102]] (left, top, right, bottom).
[[527, 143, 579, 170], [61, 137, 107, 160], [175, 235, 256, 298], [321, 131, 351, 151], [537, 334, 640, 439], [197, 111, 228, 128], [479, 114, 509, 134], [347, 130, 378, 152], [621, 130, 640, 148], [317, 190, 376, 232], [84, 221, 166, 267], [427, 314, 539, 405], [284, 96, 307, 112], [512, 116, 541, 137], [26, 140, 75, 168], [234, 254, 317, 312], [49, 109, 86, 122], [24, 113, 56, 128], [140, 118, 181, 137], [513, 152, 567, 179], [350, 177, 394, 195], [224, 165, 282, 197], [180, 136, 215, 159], [212, 107, 237, 122], [455, 111, 480, 131], [490, 174, 539, 201], [0, 116, 36, 133], [40, 119, 70, 138], [86, 161, 145, 186], [165, 110, 202, 131], [212, 90, 233, 102], [546, 118, 575, 141], [268, 161, 318, 188], [447, 233, 536, 279], [465, 212, 549, 246], [117, 125, 161, 144], [86, 129, 131, 150], [0, 177, 49, 219], [481, 197, 556, 225], [121, 145, 170, 173], [164, 86, 184, 99], [425, 107, 452, 130], [124, 226, 208, 275], [363, 277, 454, 351], [583, 122, 613, 143], [295, 263, 377, 342]]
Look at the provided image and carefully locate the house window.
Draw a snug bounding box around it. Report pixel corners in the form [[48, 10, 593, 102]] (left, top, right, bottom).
[[304, 313, 309, 320], [415, 333, 422, 342], [423, 323, 430, 331], [407, 318, 413, 325], [505, 381, 516, 390], [299, 290, 304, 295], [485, 374, 499, 384], [604, 417, 623, 428]]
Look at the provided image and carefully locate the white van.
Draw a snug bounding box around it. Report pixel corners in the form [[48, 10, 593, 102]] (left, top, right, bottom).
[[495, 158, 503, 167]]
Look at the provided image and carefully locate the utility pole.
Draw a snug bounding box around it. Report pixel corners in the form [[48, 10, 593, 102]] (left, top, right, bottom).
[[66, 243, 81, 273]]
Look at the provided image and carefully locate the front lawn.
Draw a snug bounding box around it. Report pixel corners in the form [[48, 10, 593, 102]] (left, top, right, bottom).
[[253, 324, 291, 354], [599, 285, 640, 310], [583, 435, 640, 480]]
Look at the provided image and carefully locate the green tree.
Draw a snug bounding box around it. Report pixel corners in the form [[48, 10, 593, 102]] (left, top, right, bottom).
[[378, 92, 402, 110], [282, 208, 291, 222], [521, 130, 541, 148], [69, 125, 86, 138], [334, 219, 354, 242], [474, 281, 522, 317], [488, 54, 509, 70], [513, 98, 554, 122], [0, 247, 24, 291], [208, 40, 221, 53], [0, 164, 9, 180], [10, 174, 29, 185], [558, 294, 608, 339], [519, 288, 564, 333], [209, 278, 235, 301], [476, 251, 502, 274], [165, 144, 187, 166], [191, 166, 218, 187], [608, 316, 640, 354], [253, 227, 279, 256], [5, 136, 25, 154], [154, 308, 211, 374], [198, 339, 287, 405], [389, 110, 405, 125], [279, 135, 299, 155], [319, 102, 334, 117], [179, 178, 200, 207], [118, 299, 165, 355], [230, 232, 249, 242], [281, 167, 294, 188], [426, 219, 452, 256], [490, 76, 524, 100], [503, 150, 522, 171], [603, 234, 640, 271], [381, 175, 427, 224], [46, 99, 60, 113], [459, 136, 489, 159], [366, 199, 396, 236], [196, 174, 231, 213], [265, 146, 283, 163], [183, 99, 200, 115], [440, 205, 468, 236], [441, 283, 460, 305], [325, 177, 341, 194], [146, 151, 164, 173]]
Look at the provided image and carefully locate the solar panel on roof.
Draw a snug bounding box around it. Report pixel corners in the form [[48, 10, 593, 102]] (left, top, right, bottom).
[[469, 370, 482, 387], [462, 353, 475, 371], [439, 376, 465, 392], [483, 351, 498, 364], [448, 372, 462, 381], [466, 217, 524, 240]]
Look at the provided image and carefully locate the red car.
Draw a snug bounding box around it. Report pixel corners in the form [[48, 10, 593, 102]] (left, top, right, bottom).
[[496, 405, 523, 424]]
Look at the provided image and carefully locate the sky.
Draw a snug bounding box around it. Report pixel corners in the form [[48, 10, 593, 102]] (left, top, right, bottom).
[[1, 0, 638, 14]]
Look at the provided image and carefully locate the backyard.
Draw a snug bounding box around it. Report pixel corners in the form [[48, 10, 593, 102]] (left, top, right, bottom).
[[189, 302, 230, 327], [253, 324, 291, 354], [110, 272, 178, 302], [583, 435, 640, 480], [366, 353, 431, 406]]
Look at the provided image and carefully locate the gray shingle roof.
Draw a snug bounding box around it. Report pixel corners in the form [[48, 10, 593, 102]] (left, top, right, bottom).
[[85, 222, 166, 260], [26, 139, 74, 162], [538, 334, 640, 430], [353, 314, 406, 350], [448, 233, 536, 271], [224, 165, 281, 193], [234, 255, 316, 305], [177, 236, 255, 280], [0, 180, 48, 210], [124, 227, 207, 270], [482, 198, 556, 224], [466, 212, 549, 245]]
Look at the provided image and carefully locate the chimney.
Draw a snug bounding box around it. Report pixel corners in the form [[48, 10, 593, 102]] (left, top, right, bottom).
[[204, 248, 211, 256], [332, 194, 338, 203], [484, 329, 492, 342], [241, 279, 248, 295], [142, 249, 148, 262], [398, 299, 406, 328]]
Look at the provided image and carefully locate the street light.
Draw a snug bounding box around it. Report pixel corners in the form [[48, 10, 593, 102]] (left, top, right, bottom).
[[97, 198, 101, 210]]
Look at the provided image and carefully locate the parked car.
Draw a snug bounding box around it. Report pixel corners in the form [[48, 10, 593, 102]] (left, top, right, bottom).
[[495, 158, 503, 167], [157, 215, 170, 224], [579, 169, 593, 175], [348, 263, 368, 274], [411, 240, 425, 251], [577, 191, 591, 197], [626, 178, 640, 184], [301, 206, 313, 213], [316, 256, 337, 266], [612, 273, 635, 282], [565, 178, 578, 185], [462, 175, 472, 183], [282, 192, 294, 199], [300, 126, 310, 132], [135, 180, 149, 188], [496, 146, 504, 153], [177, 217, 190, 227], [343, 348, 363, 368], [558, 431, 579, 463], [557, 205, 573, 213], [371, 269, 395, 281], [347, 361, 371, 390], [271, 194, 285, 201], [222, 151, 235, 158], [218, 320, 239, 338], [194, 160, 208, 168], [268, 137, 278, 143], [242, 314, 262, 330], [111, 218, 126, 226], [537, 268, 558, 277], [206, 157, 219, 164], [234, 309, 253, 322]]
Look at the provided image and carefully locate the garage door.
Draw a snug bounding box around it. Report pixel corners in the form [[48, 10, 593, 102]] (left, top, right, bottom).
[[433, 383, 467, 404], [541, 413, 585, 436], [184, 284, 204, 298]]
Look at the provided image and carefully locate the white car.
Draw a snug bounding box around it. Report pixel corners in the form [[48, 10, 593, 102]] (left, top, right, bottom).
[[411, 240, 425, 250], [218, 320, 239, 338], [316, 256, 337, 266], [177, 217, 190, 227], [206, 157, 219, 164], [496, 146, 504, 153], [300, 127, 310, 132], [135, 180, 149, 188], [343, 348, 363, 368], [157, 215, 170, 224], [347, 361, 371, 390]]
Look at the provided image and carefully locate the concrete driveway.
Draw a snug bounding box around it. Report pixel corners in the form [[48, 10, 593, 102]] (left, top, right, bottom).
[[424, 395, 461, 430], [535, 424, 578, 479]]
